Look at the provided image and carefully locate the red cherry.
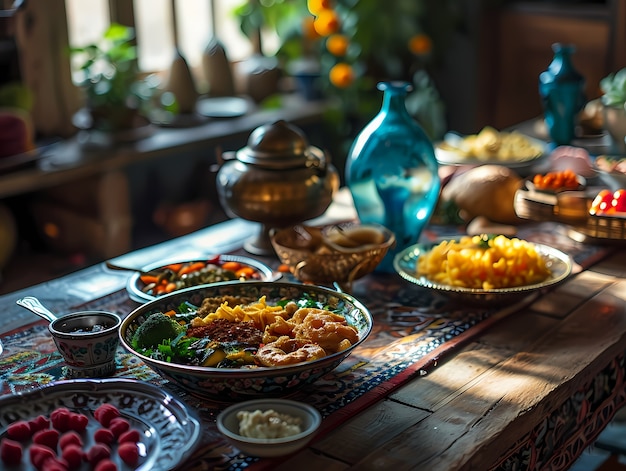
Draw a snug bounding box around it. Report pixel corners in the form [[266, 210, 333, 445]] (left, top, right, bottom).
[[611, 189, 626, 213], [590, 189, 615, 215]]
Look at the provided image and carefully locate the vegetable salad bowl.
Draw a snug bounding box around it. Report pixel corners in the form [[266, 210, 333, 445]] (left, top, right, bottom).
[[119, 281, 372, 402]]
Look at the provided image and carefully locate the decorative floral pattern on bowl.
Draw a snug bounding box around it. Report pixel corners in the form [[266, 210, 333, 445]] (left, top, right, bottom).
[[49, 311, 121, 378]]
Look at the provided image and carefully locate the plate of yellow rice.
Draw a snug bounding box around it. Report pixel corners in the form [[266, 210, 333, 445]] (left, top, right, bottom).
[[393, 234, 572, 306]]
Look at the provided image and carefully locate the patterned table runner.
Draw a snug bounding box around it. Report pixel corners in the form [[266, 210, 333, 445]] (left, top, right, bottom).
[[0, 223, 612, 470]]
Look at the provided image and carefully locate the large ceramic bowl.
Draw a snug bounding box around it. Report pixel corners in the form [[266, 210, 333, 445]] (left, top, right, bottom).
[[119, 281, 372, 401]]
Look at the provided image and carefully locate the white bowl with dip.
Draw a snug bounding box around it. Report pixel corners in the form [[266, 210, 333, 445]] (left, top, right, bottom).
[[216, 398, 322, 457]]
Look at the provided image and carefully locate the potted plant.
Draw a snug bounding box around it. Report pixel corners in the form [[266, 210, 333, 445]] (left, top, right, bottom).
[[70, 23, 154, 132], [233, 0, 457, 141], [600, 67, 626, 152]]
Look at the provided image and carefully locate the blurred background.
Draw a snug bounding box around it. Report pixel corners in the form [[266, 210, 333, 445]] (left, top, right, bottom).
[[0, 0, 625, 294]]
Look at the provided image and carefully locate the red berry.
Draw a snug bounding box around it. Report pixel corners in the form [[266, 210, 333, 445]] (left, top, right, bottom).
[[118, 429, 141, 444], [85, 443, 111, 467], [29, 415, 51, 433], [94, 428, 115, 446], [108, 417, 130, 437], [118, 441, 140, 466], [68, 412, 89, 432], [41, 457, 69, 471], [29, 443, 56, 469], [7, 420, 32, 441], [59, 431, 83, 450], [93, 404, 120, 427], [94, 458, 118, 471], [60, 443, 84, 468], [50, 407, 72, 432], [33, 428, 60, 450], [0, 438, 23, 466]]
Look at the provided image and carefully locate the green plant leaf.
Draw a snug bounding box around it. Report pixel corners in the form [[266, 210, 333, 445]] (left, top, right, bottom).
[[601, 67, 626, 106], [104, 23, 135, 43]]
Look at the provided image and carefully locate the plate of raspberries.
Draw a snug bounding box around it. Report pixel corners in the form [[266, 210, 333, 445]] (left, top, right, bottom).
[[0, 378, 201, 470]]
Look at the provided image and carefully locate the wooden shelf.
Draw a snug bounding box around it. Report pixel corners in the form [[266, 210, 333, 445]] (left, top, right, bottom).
[[0, 95, 328, 200]]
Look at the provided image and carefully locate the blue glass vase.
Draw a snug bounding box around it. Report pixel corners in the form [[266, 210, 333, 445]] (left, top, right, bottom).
[[538, 43, 586, 146], [345, 81, 441, 272]]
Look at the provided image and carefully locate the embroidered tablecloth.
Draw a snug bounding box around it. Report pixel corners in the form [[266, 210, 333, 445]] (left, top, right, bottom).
[[0, 223, 611, 470]]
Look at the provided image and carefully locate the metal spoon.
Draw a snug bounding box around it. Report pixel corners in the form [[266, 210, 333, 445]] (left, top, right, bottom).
[[15, 296, 59, 323], [105, 261, 160, 277]]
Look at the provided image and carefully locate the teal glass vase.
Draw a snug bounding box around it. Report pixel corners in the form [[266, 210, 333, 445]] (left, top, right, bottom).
[[539, 43, 586, 146], [345, 81, 441, 272]]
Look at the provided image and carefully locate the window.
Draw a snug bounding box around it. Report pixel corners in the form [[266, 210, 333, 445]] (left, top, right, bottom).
[[65, 0, 270, 93]]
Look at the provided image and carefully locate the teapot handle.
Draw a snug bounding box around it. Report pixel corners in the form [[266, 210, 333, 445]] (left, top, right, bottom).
[[306, 147, 331, 175]]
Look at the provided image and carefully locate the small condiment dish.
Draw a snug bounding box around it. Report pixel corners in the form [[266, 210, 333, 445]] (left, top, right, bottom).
[[216, 399, 322, 458], [49, 311, 122, 378]]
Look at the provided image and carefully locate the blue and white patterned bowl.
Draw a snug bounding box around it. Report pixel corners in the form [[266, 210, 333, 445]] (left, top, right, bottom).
[[119, 281, 372, 401], [49, 311, 121, 378]]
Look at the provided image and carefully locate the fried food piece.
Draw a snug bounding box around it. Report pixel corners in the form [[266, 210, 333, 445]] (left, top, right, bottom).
[[256, 336, 326, 366], [290, 308, 358, 353]]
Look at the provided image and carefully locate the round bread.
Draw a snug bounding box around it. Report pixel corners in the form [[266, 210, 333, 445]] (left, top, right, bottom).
[[441, 165, 523, 225]]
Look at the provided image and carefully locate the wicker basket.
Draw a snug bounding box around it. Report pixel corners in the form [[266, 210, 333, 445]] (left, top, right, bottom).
[[514, 188, 626, 242], [270, 224, 395, 288]]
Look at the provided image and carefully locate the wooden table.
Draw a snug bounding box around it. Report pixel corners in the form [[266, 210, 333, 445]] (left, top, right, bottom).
[[0, 193, 624, 471], [289, 248, 626, 471]]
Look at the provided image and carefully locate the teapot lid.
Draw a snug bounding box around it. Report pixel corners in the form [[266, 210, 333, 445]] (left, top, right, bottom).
[[235, 120, 320, 169]]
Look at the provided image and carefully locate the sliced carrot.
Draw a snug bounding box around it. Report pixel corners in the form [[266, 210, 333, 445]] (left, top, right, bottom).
[[165, 263, 183, 273], [221, 261, 242, 272], [163, 309, 177, 317], [139, 275, 159, 285], [164, 282, 177, 293], [278, 264, 292, 273], [236, 266, 256, 278], [178, 261, 206, 276]]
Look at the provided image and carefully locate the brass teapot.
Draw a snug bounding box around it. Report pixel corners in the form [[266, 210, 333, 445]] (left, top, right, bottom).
[[216, 120, 339, 254]]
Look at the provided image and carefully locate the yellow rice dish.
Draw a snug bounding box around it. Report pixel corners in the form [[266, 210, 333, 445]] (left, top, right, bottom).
[[416, 235, 551, 290]]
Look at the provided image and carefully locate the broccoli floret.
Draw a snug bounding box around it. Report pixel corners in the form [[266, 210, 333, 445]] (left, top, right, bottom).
[[131, 312, 185, 349]]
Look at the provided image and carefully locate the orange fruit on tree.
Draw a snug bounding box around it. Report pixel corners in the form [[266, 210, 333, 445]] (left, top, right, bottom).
[[408, 33, 433, 56], [314, 9, 341, 37], [329, 63, 355, 88], [307, 0, 332, 16], [326, 34, 349, 56]]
